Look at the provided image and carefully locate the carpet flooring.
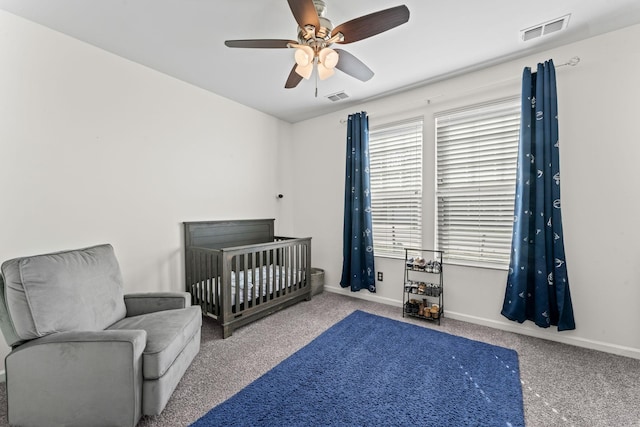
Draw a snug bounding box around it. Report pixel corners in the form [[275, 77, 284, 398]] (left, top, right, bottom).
[[0, 291, 639, 426], [192, 310, 524, 427]]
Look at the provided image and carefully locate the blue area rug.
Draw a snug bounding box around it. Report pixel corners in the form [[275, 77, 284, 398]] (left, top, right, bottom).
[[192, 310, 524, 427]]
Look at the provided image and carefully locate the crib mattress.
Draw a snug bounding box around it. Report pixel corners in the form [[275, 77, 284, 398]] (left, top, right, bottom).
[[192, 264, 303, 305]]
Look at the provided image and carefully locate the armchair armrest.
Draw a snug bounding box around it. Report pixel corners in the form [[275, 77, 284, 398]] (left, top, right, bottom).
[[6, 330, 146, 427], [124, 292, 191, 317]]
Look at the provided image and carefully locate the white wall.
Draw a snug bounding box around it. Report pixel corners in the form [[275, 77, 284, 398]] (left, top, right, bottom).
[[0, 11, 292, 362], [2, 8, 639, 367], [290, 24, 640, 358]]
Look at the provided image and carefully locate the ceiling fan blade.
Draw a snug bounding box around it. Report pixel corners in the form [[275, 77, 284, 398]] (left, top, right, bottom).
[[333, 5, 410, 44], [287, 0, 320, 30], [285, 64, 304, 89], [225, 39, 297, 48], [334, 49, 374, 82]]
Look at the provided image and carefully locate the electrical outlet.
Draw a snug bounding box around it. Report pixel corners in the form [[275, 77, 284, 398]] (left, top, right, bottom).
[[377, 272, 383, 281]]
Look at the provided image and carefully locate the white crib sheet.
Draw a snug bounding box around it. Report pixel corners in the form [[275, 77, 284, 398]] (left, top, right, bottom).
[[192, 265, 303, 306]]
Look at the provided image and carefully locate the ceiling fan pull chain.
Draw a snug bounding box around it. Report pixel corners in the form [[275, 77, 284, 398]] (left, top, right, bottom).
[[315, 57, 319, 98]]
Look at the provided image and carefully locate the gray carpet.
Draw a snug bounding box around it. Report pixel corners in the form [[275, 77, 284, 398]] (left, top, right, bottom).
[[1, 292, 639, 426]]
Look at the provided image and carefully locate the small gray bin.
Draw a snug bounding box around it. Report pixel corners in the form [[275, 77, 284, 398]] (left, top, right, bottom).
[[310, 268, 325, 296]]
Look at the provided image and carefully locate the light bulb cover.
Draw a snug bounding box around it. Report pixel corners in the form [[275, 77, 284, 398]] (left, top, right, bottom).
[[318, 48, 339, 69], [317, 63, 335, 80], [294, 46, 314, 67], [295, 62, 314, 79]]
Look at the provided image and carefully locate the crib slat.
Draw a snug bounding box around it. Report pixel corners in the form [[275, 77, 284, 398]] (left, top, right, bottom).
[[299, 243, 303, 291], [238, 255, 243, 314], [203, 251, 209, 314], [243, 254, 249, 312], [266, 249, 272, 303], [186, 249, 194, 305], [248, 252, 254, 304], [196, 252, 203, 308], [295, 243, 300, 291], [186, 249, 193, 305], [282, 247, 285, 294], [250, 251, 256, 304], [289, 245, 294, 292], [189, 249, 198, 310], [258, 250, 264, 304], [284, 245, 290, 295], [293, 244, 297, 291], [200, 251, 205, 313], [254, 251, 260, 305], [232, 262, 240, 313], [283, 246, 288, 295], [278, 247, 284, 297], [210, 251, 216, 315], [213, 252, 219, 315]]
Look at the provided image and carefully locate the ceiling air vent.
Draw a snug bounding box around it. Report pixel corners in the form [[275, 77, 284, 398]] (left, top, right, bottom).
[[326, 91, 349, 102], [521, 14, 570, 42]]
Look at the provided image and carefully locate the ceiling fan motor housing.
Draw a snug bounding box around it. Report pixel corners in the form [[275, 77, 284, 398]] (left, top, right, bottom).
[[298, 0, 333, 47]]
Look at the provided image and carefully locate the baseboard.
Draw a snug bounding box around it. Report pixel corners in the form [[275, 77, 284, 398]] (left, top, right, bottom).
[[325, 286, 640, 360], [445, 311, 640, 360], [325, 285, 402, 307], [0, 369, 5, 383]]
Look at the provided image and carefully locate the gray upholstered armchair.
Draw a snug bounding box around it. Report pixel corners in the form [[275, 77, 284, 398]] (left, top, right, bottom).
[[0, 244, 202, 427]]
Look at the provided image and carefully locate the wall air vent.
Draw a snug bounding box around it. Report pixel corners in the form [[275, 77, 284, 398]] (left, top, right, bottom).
[[326, 91, 349, 102], [521, 14, 570, 42]]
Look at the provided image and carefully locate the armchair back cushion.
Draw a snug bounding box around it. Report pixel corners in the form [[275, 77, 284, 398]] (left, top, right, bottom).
[[1, 244, 127, 344]]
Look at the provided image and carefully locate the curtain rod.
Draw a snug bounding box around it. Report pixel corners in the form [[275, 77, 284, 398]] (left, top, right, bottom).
[[339, 56, 581, 124], [424, 56, 581, 105], [556, 56, 581, 67]]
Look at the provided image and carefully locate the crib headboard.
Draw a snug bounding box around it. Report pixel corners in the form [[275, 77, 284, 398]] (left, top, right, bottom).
[[184, 219, 275, 249]]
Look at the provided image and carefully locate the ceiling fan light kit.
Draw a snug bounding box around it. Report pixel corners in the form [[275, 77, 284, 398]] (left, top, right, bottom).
[[291, 43, 335, 80], [224, 0, 409, 91]]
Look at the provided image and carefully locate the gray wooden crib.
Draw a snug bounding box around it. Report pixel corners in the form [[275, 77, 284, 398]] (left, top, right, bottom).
[[184, 219, 311, 338]]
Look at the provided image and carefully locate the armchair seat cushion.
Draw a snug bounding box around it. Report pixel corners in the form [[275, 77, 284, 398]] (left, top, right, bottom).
[[108, 305, 202, 380]]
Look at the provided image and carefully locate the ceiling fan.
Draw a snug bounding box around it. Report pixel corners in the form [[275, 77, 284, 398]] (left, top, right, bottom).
[[224, 0, 410, 91]]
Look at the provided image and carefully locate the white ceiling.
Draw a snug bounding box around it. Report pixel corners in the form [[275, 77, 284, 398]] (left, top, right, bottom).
[[2, 0, 640, 123]]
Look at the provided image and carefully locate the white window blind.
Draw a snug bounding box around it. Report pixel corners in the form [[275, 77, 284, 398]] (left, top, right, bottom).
[[369, 117, 423, 258], [435, 98, 520, 267]]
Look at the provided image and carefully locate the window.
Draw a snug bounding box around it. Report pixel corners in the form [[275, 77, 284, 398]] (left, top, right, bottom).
[[369, 117, 423, 258], [435, 98, 520, 268]]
